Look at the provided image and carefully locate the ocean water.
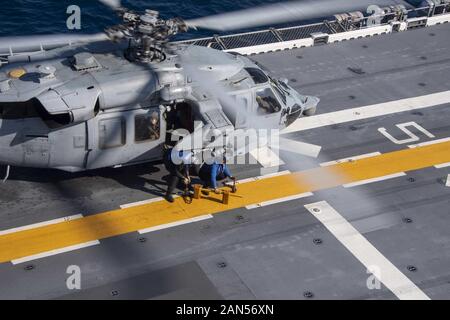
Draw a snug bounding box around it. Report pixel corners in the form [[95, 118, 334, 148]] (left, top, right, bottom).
[[0, 0, 290, 39]]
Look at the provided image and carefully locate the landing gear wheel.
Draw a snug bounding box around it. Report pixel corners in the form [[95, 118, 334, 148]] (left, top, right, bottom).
[[303, 106, 316, 117]]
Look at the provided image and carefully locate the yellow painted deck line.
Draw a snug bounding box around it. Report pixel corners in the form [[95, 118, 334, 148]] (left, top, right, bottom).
[[1, 141, 450, 263]]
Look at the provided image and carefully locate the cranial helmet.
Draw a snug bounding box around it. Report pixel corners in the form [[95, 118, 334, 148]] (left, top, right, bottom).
[[179, 150, 192, 164]]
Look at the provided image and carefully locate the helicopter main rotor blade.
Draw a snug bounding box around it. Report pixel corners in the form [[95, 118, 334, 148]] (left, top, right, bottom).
[[0, 33, 109, 56], [185, 0, 410, 31], [98, 0, 123, 11]]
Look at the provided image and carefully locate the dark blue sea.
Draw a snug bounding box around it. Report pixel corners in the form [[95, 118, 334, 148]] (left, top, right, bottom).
[[0, 1, 421, 39], [0, 0, 296, 39]]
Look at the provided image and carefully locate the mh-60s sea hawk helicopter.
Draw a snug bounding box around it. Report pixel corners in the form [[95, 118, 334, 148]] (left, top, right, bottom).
[[0, 0, 406, 175]]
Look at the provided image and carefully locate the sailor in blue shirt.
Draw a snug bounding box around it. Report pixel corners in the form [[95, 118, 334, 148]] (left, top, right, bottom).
[[199, 159, 235, 193]]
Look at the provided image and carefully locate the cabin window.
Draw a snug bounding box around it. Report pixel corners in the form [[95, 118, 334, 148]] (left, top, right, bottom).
[[99, 117, 126, 149], [255, 88, 282, 115], [245, 67, 269, 84], [135, 111, 160, 142]]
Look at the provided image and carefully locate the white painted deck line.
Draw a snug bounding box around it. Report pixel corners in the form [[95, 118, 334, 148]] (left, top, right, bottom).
[[11, 240, 100, 265], [446, 175, 450, 187], [320, 152, 382, 167], [343, 173, 407, 188], [305, 201, 430, 300], [121, 197, 165, 209], [250, 146, 285, 168], [138, 215, 213, 234], [0, 214, 83, 236], [246, 192, 313, 210], [435, 162, 450, 169], [277, 138, 322, 158], [407, 137, 450, 149], [283, 91, 450, 134]]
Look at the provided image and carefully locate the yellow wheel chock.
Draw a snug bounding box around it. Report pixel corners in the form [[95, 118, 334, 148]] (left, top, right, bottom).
[[193, 184, 235, 205]]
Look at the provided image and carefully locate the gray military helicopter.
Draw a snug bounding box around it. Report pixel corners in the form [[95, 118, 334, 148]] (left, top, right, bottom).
[[0, 0, 406, 177]]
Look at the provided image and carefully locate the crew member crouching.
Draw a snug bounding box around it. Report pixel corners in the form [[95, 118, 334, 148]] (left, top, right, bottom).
[[199, 158, 235, 194]]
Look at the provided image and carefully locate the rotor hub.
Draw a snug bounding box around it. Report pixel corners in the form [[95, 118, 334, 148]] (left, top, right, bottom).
[[105, 8, 188, 63]]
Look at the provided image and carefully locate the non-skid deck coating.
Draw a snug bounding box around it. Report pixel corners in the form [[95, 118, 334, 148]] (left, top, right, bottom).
[[1, 141, 449, 264], [1, 22, 450, 300]]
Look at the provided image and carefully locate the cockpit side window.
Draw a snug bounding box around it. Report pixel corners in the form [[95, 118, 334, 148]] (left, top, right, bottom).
[[268, 77, 289, 105], [245, 68, 269, 85], [255, 88, 282, 115]]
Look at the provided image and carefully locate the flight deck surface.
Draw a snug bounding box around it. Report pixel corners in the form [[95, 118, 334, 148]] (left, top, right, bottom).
[[0, 23, 449, 300]]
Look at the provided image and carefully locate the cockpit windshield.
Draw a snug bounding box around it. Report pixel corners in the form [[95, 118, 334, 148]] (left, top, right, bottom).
[[271, 83, 287, 105], [245, 67, 269, 84], [255, 87, 282, 115], [269, 77, 289, 104]]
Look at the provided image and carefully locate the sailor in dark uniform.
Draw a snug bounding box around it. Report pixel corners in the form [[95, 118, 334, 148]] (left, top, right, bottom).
[[164, 148, 192, 203]]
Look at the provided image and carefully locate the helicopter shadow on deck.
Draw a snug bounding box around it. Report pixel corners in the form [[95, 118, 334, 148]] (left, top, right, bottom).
[[2, 160, 170, 198], [96, 162, 170, 197]]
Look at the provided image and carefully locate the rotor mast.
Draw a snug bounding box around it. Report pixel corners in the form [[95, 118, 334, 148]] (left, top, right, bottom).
[[105, 9, 188, 63]]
